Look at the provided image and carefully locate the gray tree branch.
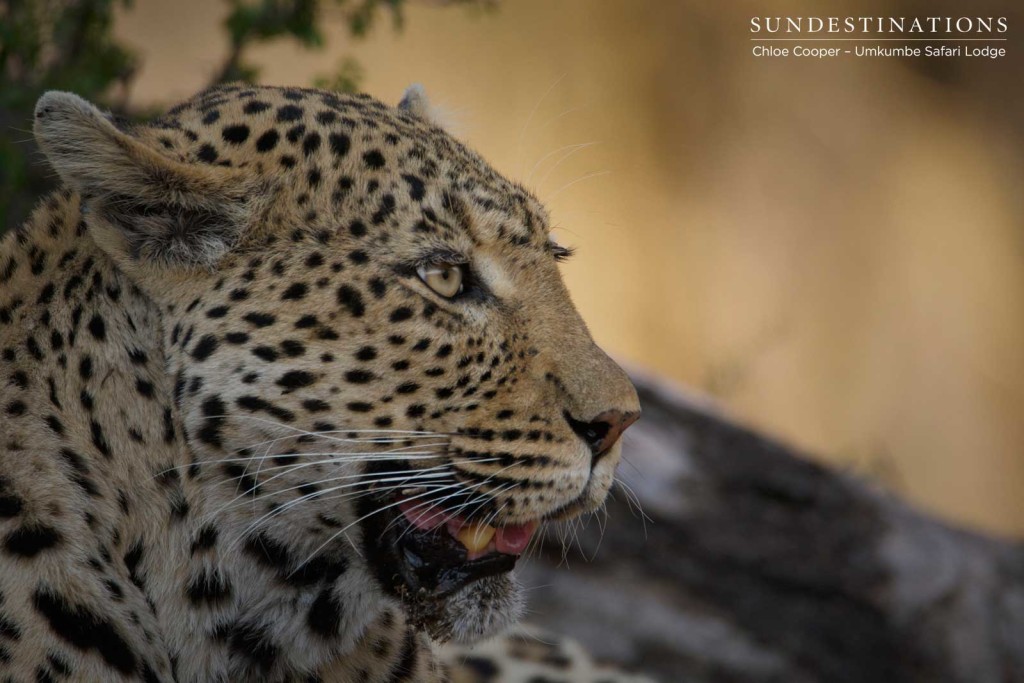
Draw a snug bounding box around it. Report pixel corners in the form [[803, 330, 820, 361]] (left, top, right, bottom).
[[520, 372, 1024, 683]]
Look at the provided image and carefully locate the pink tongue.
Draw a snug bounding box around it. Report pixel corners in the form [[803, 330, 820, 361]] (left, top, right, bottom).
[[398, 499, 539, 556], [398, 500, 448, 531], [495, 521, 539, 555]]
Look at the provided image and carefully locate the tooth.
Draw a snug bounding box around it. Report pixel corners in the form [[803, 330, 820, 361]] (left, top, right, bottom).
[[455, 523, 496, 553]]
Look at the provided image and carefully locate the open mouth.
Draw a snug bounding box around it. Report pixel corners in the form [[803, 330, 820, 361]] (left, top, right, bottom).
[[361, 488, 540, 605], [387, 496, 539, 598], [399, 499, 539, 560]]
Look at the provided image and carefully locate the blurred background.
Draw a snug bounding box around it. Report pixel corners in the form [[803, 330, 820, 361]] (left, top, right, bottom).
[[3, 0, 1023, 536]]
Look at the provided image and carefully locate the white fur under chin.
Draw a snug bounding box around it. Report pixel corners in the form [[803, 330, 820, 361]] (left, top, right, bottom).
[[443, 572, 526, 645]]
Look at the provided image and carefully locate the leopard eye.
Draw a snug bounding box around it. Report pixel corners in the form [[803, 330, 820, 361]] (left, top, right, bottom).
[[417, 263, 465, 298]]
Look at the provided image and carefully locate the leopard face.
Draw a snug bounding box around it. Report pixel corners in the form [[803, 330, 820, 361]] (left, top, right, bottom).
[[33, 84, 639, 645]]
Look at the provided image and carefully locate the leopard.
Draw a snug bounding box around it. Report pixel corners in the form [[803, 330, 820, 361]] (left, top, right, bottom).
[[0, 82, 645, 682]]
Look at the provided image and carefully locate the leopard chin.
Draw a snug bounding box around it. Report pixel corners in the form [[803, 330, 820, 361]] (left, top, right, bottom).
[[428, 573, 525, 644]]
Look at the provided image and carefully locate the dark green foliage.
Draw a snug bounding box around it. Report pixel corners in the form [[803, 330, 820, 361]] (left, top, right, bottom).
[[1, 0, 135, 228], [0, 0, 493, 230]]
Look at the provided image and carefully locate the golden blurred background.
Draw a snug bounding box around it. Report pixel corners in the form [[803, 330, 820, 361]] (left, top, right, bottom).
[[114, 0, 1024, 534]]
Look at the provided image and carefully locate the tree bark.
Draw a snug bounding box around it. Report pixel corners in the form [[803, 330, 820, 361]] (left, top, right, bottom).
[[519, 372, 1024, 683]]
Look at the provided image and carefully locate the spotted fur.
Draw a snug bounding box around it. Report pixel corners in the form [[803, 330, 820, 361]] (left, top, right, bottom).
[[0, 84, 642, 682]]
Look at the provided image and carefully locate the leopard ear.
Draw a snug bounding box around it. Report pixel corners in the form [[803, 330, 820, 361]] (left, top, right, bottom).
[[33, 91, 264, 270], [398, 84, 455, 131], [398, 84, 431, 118]]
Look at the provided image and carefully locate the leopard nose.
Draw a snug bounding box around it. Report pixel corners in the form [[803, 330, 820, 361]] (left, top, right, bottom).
[[563, 409, 641, 465]]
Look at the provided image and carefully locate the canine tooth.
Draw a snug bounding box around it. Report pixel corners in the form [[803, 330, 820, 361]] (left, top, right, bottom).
[[455, 523, 496, 553]]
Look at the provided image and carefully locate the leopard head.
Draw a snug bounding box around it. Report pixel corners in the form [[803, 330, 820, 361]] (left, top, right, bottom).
[[33, 84, 639, 644]]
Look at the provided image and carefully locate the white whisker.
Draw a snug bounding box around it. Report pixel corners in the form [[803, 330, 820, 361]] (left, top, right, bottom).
[[547, 170, 611, 202]]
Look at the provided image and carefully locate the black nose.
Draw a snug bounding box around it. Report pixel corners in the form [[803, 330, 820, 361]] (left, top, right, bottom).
[[564, 409, 640, 465]]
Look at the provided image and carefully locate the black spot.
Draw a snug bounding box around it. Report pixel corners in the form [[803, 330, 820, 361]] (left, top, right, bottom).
[[32, 589, 137, 674], [396, 382, 419, 395], [60, 448, 100, 496], [243, 312, 276, 327], [393, 629, 419, 680], [276, 371, 316, 391], [207, 306, 229, 318], [252, 346, 279, 363], [462, 657, 500, 678], [45, 414, 65, 435], [163, 406, 175, 443], [37, 282, 56, 305], [225, 621, 279, 673], [90, 420, 112, 458], [348, 221, 367, 238], [303, 132, 321, 157], [222, 124, 250, 144], [255, 129, 279, 152], [307, 588, 342, 638], [26, 336, 44, 360], [280, 340, 305, 357], [244, 100, 271, 114], [197, 144, 218, 163], [328, 132, 350, 157], [337, 285, 365, 318], [123, 541, 146, 590], [355, 346, 377, 361], [344, 370, 375, 384], [363, 150, 386, 169], [277, 105, 303, 122], [369, 278, 387, 298], [198, 396, 226, 448], [390, 307, 414, 323], [6, 400, 26, 416], [191, 525, 219, 554], [79, 355, 93, 380], [171, 491, 191, 519], [243, 532, 291, 574], [223, 463, 259, 496], [191, 335, 219, 361], [225, 332, 250, 344], [406, 404, 426, 418], [0, 491, 23, 517], [5, 523, 61, 557], [46, 652, 72, 677], [302, 399, 330, 413], [347, 402, 373, 412], [281, 282, 308, 301], [235, 395, 295, 422], [295, 315, 318, 329], [286, 124, 307, 143], [402, 174, 426, 200], [371, 194, 396, 225], [186, 569, 233, 605], [202, 109, 220, 124], [348, 250, 369, 265], [135, 378, 155, 399], [87, 314, 105, 341]]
